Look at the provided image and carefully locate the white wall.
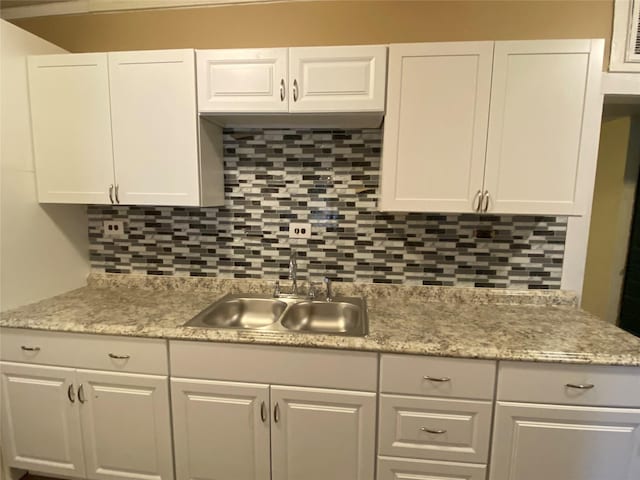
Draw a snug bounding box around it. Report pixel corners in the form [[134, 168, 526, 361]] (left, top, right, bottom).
[[0, 19, 89, 312]]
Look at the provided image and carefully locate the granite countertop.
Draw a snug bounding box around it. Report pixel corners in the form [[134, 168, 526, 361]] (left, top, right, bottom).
[[1, 274, 639, 366]]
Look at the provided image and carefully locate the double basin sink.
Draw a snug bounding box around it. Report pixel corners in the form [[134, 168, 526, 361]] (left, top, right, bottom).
[[184, 293, 368, 337]]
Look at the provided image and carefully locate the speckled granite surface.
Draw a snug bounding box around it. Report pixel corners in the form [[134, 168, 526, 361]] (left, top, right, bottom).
[[1, 274, 639, 366]]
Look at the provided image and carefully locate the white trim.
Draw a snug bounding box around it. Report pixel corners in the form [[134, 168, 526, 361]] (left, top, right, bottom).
[[0, 0, 307, 19], [610, 0, 640, 72], [561, 39, 605, 301], [602, 72, 640, 94]]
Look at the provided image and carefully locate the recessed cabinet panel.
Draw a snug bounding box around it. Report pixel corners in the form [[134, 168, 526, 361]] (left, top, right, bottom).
[[289, 45, 386, 112], [108, 50, 201, 206], [78, 370, 174, 480], [28, 53, 115, 204], [0, 362, 85, 478], [271, 385, 376, 480], [378, 456, 487, 480], [379, 42, 493, 212], [171, 378, 270, 480], [196, 48, 289, 112], [490, 401, 640, 480]]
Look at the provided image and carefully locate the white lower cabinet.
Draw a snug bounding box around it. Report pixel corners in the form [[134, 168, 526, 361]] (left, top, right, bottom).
[[378, 456, 487, 480]]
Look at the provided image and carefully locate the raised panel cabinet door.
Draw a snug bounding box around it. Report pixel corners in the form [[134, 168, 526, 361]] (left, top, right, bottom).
[[196, 48, 289, 112], [171, 378, 270, 480], [108, 49, 201, 206], [270, 385, 376, 480], [379, 42, 493, 213], [0, 362, 85, 478], [377, 456, 487, 480], [76, 369, 174, 480], [28, 53, 115, 204], [288, 45, 387, 113], [483, 39, 604, 215], [489, 401, 640, 480]]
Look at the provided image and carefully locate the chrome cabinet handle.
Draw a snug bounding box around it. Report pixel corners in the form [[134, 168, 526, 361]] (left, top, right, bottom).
[[78, 384, 86, 404], [420, 427, 447, 434], [280, 78, 285, 102], [482, 190, 490, 212], [21, 345, 40, 352], [114, 184, 120, 204], [566, 383, 595, 390], [260, 401, 267, 423], [108, 353, 130, 360], [473, 190, 483, 212], [293, 79, 299, 102], [274, 402, 280, 423], [68, 384, 76, 403], [108, 184, 114, 204], [423, 376, 451, 382]]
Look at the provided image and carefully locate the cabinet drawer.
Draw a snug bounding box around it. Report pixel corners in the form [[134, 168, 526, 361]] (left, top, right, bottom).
[[380, 354, 496, 400], [170, 341, 377, 391], [0, 328, 168, 375], [379, 394, 492, 463], [498, 361, 640, 408], [378, 456, 487, 480]]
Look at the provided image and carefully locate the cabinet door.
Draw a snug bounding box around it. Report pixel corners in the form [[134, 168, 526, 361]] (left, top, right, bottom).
[[109, 49, 201, 206], [28, 53, 115, 204], [490, 401, 640, 480], [171, 378, 270, 480], [271, 385, 376, 480], [77, 369, 174, 480], [379, 42, 493, 212], [0, 362, 85, 478], [197, 48, 288, 113], [288, 45, 386, 112], [483, 39, 603, 215]]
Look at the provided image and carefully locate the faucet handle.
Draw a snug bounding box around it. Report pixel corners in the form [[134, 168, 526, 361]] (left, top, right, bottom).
[[273, 280, 281, 298], [323, 277, 333, 302]]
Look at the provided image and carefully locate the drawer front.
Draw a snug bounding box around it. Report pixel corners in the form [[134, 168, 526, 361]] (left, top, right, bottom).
[[498, 361, 640, 408], [381, 354, 496, 400], [378, 456, 487, 480], [0, 328, 168, 375], [170, 341, 378, 391], [379, 394, 492, 463]]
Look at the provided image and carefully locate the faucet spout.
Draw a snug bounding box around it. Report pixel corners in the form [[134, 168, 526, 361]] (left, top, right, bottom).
[[289, 249, 298, 295]]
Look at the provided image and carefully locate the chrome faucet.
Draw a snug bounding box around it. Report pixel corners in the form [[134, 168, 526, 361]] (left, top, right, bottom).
[[289, 249, 298, 296], [323, 277, 333, 302]]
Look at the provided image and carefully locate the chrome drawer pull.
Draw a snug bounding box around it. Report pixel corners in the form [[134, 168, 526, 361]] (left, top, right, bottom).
[[108, 353, 130, 360], [566, 383, 595, 390], [21, 346, 40, 352], [420, 427, 447, 434], [423, 376, 451, 382]]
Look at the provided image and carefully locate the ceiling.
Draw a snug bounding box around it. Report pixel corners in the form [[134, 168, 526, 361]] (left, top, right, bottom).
[[1, 0, 68, 8]]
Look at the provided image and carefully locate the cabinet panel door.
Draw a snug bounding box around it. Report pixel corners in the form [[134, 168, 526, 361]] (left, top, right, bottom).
[[379, 42, 493, 213], [288, 45, 386, 113], [109, 49, 201, 206], [197, 48, 288, 113], [171, 378, 270, 480], [490, 401, 640, 480], [484, 39, 603, 215], [0, 362, 85, 478], [271, 385, 376, 480], [28, 53, 115, 204], [77, 369, 174, 480]]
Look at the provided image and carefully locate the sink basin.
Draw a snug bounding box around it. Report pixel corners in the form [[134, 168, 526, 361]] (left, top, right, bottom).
[[280, 301, 366, 336], [186, 297, 287, 329], [184, 294, 368, 337]]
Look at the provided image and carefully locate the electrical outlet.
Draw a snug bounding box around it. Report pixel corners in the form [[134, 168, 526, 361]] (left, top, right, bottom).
[[103, 220, 125, 238], [289, 222, 311, 239]]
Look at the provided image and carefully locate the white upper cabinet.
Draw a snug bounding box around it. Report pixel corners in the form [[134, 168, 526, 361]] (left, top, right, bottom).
[[196, 45, 387, 116], [380, 39, 603, 216], [483, 40, 602, 215], [379, 42, 493, 212], [28, 53, 115, 204], [288, 45, 387, 112], [108, 50, 202, 206], [197, 48, 289, 113]]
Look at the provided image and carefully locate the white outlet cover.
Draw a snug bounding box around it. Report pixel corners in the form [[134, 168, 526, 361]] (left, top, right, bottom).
[[289, 222, 312, 239], [103, 220, 125, 238]]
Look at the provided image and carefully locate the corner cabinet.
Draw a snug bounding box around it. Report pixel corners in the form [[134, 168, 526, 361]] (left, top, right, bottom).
[[28, 49, 224, 207], [380, 39, 604, 215]]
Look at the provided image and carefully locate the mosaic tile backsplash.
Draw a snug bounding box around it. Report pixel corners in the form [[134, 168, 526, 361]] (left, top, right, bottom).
[[88, 128, 568, 289]]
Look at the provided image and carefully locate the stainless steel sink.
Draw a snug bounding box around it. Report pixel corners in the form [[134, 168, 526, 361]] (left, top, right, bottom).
[[184, 294, 368, 337]]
